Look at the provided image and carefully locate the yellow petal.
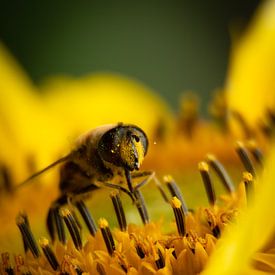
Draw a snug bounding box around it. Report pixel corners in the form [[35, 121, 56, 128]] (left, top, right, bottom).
[[226, 0, 275, 127], [203, 145, 275, 274], [0, 43, 68, 182], [41, 73, 174, 141]]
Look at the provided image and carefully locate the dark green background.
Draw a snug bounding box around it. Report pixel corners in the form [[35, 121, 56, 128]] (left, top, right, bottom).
[[0, 0, 259, 112]]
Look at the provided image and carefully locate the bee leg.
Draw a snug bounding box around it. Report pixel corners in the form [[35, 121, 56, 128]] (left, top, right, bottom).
[[124, 169, 134, 193], [46, 194, 67, 244], [75, 182, 136, 202], [102, 182, 136, 202], [132, 171, 169, 202]]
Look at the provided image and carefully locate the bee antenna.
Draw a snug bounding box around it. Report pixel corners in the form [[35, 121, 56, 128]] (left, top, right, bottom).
[[16, 154, 71, 189]]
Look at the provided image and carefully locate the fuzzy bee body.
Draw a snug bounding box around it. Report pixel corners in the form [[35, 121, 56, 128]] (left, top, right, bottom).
[[59, 124, 117, 194], [58, 123, 148, 194], [19, 123, 151, 241]]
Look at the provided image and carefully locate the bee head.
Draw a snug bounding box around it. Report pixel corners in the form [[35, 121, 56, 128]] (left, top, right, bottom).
[[98, 124, 148, 171]]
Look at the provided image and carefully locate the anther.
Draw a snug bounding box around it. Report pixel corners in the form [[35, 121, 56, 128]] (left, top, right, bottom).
[[110, 191, 127, 231], [99, 218, 116, 255], [212, 225, 221, 238], [243, 172, 254, 199], [136, 244, 145, 258], [96, 262, 106, 275], [53, 208, 66, 244], [164, 175, 188, 214], [231, 111, 253, 138], [235, 141, 256, 176], [1, 253, 14, 275], [39, 237, 60, 271], [247, 140, 264, 167], [155, 249, 165, 269], [133, 189, 150, 224], [206, 154, 235, 193], [39, 238, 59, 271], [60, 208, 82, 250], [17, 212, 30, 253], [75, 266, 83, 274], [0, 165, 13, 193], [198, 162, 216, 206], [16, 213, 40, 258], [75, 200, 97, 236], [171, 197, 186, 236]]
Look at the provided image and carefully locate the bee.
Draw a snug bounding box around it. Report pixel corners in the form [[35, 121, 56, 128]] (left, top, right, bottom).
[[19, 123, 154, 242]]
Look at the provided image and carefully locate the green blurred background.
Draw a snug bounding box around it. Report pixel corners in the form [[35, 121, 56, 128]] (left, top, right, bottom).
[[0, 0, 259, 113]]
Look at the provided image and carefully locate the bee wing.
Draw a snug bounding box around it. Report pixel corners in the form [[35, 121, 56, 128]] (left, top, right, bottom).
[[16, 154, 72, 189]]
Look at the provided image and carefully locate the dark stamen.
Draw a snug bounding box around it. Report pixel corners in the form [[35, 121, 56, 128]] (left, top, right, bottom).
[[171, 197, 186, 236], [155, 249, 165, 269], [96, 262, 106, 275], [235, 141, 256, 176], [16, 213, 40, 258], [0, 165, 13, 193], [259, 120, 273, 137], [75, 266, 83, 274], [53, 208, 66, 244], [212, 225, 221, 238], [231, 111, 253, 138], [110, 191, 127, 231], [243, 172, 254, 200], [133, 189, 150, 224], [99, 218, 115, 255], [1, 253, 14, 275], [18, 212, 30, 253], [267, 109, 275, 125], [39, 237, 60, 271], [247, 141, 264, 167], [164, 175, 188, 214], [60, 208, 82, 250], [136, 244, 145, 258], [206, 154, 235, 193], [75, 200, 97, 236], [199, 162, 216, 206]]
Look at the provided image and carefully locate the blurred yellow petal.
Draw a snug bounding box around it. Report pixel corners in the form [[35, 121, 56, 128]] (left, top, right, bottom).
[[203, 145, 275, 275], [41, 73, 174, 141], [0, 43, 68, 182], [226, 0, 275, 127]]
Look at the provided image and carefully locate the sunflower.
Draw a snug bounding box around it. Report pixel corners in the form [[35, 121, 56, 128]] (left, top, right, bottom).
[[1, 0, 275, 274]]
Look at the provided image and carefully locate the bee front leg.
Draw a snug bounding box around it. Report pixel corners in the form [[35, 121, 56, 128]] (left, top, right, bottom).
[[131, 171, 169, 202], [75, 181, 135, 202]]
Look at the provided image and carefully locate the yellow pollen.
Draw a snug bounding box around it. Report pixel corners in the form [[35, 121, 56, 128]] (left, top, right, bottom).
[[59, 208, 70, 217], [243, 172, 253, 182], [171, 196, 182, 209], [206, 154, 216, 162], [39, 237, 49, 247], [198, 161, 209, 172], [235, 140, 245, 149], [134, 139, 144, 167], [247, 139, 257, 149], [98, 218, 109, 228], [163, 174, 173, 182]]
